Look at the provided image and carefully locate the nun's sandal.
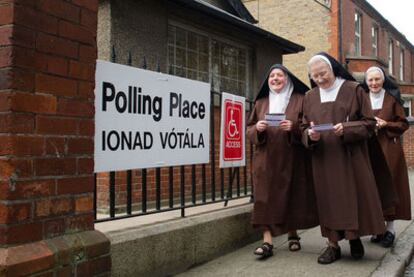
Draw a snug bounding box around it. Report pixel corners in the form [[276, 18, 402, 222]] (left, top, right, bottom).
[[288, 235, 301, 251], [254, 242, 273, 259]]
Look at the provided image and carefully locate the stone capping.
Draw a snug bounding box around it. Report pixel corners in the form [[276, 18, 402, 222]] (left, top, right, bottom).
[[0, 231, 110, 276], [105, 203, 258, 276], [106, 203, 254, 243]]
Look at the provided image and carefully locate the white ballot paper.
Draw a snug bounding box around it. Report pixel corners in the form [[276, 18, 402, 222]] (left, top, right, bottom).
[[265, 113, 286, 127], [311, 123, 334, 131]]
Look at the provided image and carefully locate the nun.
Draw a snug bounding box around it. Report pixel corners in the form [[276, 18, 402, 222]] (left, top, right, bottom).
[[364, 66, 411, 248], [302, 52, 386, 264], [247, 64, 318, 259]]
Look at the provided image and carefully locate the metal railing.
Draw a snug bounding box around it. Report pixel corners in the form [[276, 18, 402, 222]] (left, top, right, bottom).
[[94, 47, 254, 222]]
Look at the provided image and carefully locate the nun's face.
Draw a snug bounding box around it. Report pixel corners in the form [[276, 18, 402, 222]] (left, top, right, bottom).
[[268, 68, 287, 92], [309, 60, 335, 89], [366, 70, 384, 93]]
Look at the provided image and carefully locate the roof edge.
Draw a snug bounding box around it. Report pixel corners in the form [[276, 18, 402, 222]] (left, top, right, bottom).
[[226, 0, 258, 24], [170, 0, 305, 54]]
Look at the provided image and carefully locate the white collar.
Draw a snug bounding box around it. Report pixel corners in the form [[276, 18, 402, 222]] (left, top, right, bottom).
[[319, 77, 345, 103], [369, 88, 386, 110], [268, 77, 294, 113]]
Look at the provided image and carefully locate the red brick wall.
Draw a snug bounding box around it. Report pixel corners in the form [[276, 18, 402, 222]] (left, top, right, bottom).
[[328, 0, 340, 59], [340, 0, 355, 58], [341, 0, 414, 81], [0, 0, 97, 245], [339, 1, 414, 169], [412, 54, 414, 82], [403, 126, 414, 169], [403, 49, 412, 82], [0, 0, 110, 275], [346, 58, 385, 73]]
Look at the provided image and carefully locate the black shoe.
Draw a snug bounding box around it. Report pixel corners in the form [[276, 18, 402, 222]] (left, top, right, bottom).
[[288, 235, 301, 252], [370, 234, 384, 243], [317, 245, 341, 264], [254, 242, 274, 259], [349, 238, 364, 259], [381, 231, 395, 248]]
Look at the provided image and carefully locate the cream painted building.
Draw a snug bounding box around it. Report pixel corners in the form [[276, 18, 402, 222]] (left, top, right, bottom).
[[242, 0, 333, 83]]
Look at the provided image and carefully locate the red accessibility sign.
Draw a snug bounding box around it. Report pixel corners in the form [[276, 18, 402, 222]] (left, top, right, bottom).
[[222, 99, 243, 161]]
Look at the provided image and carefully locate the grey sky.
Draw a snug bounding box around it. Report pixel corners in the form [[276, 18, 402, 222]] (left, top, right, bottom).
[[366, 0, 414, 45]]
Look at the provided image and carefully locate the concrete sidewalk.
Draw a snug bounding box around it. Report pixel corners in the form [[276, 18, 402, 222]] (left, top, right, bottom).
[[177, 172, 414, 277]]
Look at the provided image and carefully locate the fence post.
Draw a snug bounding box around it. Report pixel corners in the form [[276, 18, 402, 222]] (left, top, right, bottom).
[[142, 56, 147, 69], [127, 51, 132, 66], [111, 45, 117, 62]]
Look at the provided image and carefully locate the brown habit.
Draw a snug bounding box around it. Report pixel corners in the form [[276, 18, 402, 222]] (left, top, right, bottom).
[[372, 92, 411, 221], [302, 81, 385, 241], [247, 92, 318, 236]]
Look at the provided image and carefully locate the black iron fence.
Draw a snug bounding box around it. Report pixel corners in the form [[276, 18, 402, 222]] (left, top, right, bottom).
[[94, 47, 254, 223]]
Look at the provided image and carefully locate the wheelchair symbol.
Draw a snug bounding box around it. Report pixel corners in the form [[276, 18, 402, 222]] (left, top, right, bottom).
[[227, 109, 239, 138]]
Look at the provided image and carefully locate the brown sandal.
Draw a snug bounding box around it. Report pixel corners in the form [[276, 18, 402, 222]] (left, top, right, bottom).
[[288, 236, 301, 251]]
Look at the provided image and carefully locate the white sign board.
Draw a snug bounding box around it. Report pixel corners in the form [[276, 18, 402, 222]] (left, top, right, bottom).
[[94, 60, 210, 172], [219, 92, 246, 168]]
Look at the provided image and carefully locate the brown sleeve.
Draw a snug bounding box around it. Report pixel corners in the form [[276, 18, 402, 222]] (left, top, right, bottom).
[[342, 86, 376, 143], [384, 100, 409, 138], [246, 103, 266, 145]]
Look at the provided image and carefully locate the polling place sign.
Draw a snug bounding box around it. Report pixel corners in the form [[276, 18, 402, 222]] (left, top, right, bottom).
[[94, 60, 210, 172], [219, 92, 245, 168]]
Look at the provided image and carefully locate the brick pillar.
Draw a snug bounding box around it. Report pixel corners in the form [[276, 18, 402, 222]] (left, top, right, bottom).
[[0, 1, 111, 276]]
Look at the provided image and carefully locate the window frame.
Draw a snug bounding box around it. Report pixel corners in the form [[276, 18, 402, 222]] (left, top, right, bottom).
[[354, 11, 362, 56], [167, 24, 210, 83], [388, 39, 394, 75], [371, 24, 378, 57], [167, 21, 252, 98], [403, 97, 412, 117], [400, 47, 405, 81]]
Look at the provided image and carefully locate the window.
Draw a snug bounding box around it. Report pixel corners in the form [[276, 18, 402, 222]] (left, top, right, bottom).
[[388, 39, 394, 75], [400, 48, 404, 81], [211, 40, 247, 96], [167, 24, 250, 97], [403, 98, 412, 117], [371, 26, 378, 56], [167, 25, 209, 83], [354, 12, 362, 56]]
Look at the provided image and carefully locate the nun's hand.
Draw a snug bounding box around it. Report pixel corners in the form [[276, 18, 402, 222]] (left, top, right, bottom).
[[375, 117, 387, 129], [333, 123, 344, 136], [279, 120, 292, 131], [256, 120, 268, 132], [308, 122, 320, 141]]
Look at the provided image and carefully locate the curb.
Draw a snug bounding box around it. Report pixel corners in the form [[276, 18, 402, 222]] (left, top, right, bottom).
[[371, 220, 414, 277]]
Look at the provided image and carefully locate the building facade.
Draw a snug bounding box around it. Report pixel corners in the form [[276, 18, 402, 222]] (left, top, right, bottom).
[[243, 0, 414, 167], [96, 0, 305, 213], [98, 0, 305, 100]]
